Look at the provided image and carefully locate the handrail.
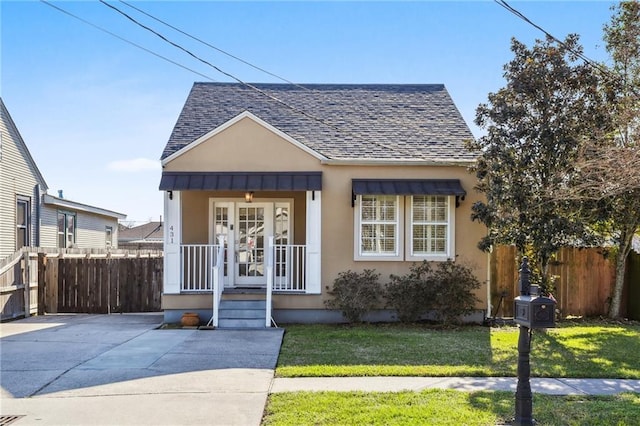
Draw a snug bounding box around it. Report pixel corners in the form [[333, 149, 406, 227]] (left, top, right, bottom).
[[266, 236, 274, 327], [208, 237, 225, 327]]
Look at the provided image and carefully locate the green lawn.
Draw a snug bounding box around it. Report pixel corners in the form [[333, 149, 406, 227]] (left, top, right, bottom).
[[263, 390, 640, 426], [276, 321, 640, 378]]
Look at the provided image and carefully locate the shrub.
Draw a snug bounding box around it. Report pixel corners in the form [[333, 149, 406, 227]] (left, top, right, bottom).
[[325, 269, 382, 323], [385, 261, 433, 323], [384, 260, 481, 325], [430, 260, 481, 325]]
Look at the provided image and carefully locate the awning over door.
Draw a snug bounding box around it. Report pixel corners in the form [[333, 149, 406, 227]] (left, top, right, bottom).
[[351, 178, 466, 206], [159, 171, 322, 191]]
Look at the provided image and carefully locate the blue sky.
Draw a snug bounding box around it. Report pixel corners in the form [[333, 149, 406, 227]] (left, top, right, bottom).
[[1, 1, 616, 224]]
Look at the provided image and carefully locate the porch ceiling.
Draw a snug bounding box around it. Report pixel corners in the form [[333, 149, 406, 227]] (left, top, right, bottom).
[[159, 171, 322, 191]]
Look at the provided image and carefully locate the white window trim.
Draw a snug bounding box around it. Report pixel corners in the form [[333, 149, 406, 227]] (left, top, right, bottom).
[[354, 194, 404, 261], [405, 195, 456, 262]]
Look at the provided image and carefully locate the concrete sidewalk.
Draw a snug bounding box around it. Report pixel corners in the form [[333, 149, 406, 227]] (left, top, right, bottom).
[[271, 376, 640, 395]]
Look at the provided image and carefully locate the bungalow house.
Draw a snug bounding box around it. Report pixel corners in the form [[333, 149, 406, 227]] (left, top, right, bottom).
[[159, 83, 488, 327], [0, 97, 126, 260]]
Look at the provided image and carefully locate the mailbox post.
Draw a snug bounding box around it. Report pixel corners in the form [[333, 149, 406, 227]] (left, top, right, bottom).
[[513, 257, 556, 426]]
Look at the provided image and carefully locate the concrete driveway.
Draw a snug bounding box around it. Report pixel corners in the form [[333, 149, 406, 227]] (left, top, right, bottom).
[[0, 314, 284, 425]]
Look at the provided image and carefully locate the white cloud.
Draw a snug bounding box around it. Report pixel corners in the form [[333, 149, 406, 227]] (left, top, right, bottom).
[[107, 158, 160, 172]]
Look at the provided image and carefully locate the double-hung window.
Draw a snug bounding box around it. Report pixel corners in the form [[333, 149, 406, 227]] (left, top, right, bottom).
[[357, 195, 401, 260], [58, 211, 76, 248], [407, 195, 453, 260], [355, 193, 455, 261], [16, 197, 30, 249]]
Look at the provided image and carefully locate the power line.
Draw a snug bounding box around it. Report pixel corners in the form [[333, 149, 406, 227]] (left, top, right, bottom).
[[39, 1, 219, 83], [494, 0, 637, 96], [118, 0, 307, 91], [98, 0, 408, 157]]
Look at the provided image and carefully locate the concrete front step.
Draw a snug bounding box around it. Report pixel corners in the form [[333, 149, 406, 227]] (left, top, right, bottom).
[[218, 299, 268, 329]]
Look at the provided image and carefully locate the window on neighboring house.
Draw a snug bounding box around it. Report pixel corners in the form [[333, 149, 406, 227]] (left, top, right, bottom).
[[105, 226, 113, 248], [57, 212, 76, 248], [354, 194, 455, 261], [16, 197, 30, 249]]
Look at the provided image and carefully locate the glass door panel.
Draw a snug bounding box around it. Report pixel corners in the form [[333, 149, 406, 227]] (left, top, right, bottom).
[[236, 203, 271, 286]]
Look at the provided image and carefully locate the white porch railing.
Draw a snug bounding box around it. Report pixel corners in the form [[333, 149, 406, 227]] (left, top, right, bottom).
[[180, 244, 220, 292], [179, 241, 306, 294], [273, 244, 307, 292], [266, 237, 274, 327]]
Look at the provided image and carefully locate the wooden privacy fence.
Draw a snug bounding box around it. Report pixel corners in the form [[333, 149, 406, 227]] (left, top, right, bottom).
[[490, 245, 638, 319], [1, 248, 163, 320]]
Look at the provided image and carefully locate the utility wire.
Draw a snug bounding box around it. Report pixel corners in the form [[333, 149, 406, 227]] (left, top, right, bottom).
[[98, 0, 407, 157], [39, 0, 219, 83], [119, 0, 307, 91], [495, 0, 638, 96]]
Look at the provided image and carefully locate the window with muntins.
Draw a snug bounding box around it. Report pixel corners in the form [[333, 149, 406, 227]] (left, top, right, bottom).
[[355, 194, 454, 261], [357, 195, 400, 259], [411, 195, 449, 256]]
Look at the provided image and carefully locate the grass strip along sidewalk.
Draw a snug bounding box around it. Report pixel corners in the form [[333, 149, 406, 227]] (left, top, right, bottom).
[[263, 321, 640, 425], [276, 322, 640, 378], [264, 390, 640, 425]]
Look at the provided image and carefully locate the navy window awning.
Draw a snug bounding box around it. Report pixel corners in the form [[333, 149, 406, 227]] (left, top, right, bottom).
[[159, 171, 322, 191], [352, 179, 466, 196]]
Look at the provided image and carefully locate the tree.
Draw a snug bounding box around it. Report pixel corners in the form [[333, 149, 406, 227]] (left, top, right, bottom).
[[556, 1, 640, 318], [468, 34, 606, 293]]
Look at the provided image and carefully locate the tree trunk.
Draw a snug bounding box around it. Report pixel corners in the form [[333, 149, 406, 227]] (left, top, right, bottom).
[[608, 228, 634, 318]]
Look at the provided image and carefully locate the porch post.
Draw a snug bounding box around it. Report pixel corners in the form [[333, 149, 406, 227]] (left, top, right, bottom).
[[164, 190, 182, 294], [305, 190, 321, 294]]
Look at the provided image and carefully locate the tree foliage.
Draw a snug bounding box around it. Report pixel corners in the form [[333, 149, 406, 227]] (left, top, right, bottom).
[[468, 34, 606, 292], [558, 1, 640, 318]]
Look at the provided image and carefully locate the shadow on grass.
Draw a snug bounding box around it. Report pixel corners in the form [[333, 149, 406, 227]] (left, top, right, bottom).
[[531, 324, 640, 378]]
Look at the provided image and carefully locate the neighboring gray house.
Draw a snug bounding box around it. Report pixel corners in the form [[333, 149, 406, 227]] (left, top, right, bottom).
[[0, 98, 126, 259]]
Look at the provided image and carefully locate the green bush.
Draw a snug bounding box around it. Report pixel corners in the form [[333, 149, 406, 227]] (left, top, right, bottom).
[[384, 260, 481, 325], [385, 261, 433, 323], [430, 260, 481, 325], [325, 269, 382, 323]]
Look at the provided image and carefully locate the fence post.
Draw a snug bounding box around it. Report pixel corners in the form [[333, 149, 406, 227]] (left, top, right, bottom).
[[38, 252, 46, 315], [23, 250, 30, 318]]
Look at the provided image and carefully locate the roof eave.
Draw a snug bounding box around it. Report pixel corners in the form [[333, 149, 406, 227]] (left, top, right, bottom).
[[320, 158, 477, 166], [42, 194, 127, 220]]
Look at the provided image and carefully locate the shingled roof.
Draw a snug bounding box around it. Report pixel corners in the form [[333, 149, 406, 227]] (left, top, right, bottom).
[[161, 83, 476, 162]]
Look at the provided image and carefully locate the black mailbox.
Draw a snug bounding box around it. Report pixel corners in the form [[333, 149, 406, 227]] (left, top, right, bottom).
[[513, 257, 556, 329], [514, 295, 556, 328]]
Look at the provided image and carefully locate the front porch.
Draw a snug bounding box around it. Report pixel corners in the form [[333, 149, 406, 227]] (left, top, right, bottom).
[[161, 177, 322, 328]]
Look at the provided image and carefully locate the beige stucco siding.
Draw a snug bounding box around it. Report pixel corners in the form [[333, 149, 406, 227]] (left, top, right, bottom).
[[273, 164, 488, 310], [164, 116, 487, 313], [164, 116, 322, 172], [181, 191, 306, 245]]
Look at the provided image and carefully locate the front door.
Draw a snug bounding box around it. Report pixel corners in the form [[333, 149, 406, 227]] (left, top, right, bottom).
[[211, 201, 280, 288], [235, 203, 273, 286]]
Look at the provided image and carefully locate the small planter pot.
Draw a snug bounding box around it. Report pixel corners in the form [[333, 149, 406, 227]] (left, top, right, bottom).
[[180, 312, 200, 327]]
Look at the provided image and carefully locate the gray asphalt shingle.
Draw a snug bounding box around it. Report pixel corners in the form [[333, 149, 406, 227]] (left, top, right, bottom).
[[161, 83, 476, 162]]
